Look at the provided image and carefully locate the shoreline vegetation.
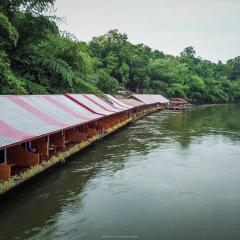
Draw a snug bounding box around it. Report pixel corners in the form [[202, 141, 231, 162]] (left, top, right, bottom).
[[1, 1, 240, 103]]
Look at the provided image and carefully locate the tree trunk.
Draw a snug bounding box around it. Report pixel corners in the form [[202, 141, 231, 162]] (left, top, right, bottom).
[[136, 83, 140, 93]]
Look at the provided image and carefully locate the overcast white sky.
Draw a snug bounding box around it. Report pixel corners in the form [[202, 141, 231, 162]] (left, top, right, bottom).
[[54, 0, 240, 62]]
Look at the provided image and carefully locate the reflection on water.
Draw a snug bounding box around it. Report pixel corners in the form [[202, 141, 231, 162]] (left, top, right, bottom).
[[0, 104, 240, 240]]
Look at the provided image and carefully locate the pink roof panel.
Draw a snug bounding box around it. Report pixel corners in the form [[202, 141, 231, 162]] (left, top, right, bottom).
[[105, 94, 133, 110], [130, 94, 169, 104], [66, 94, 125, 116], [0, 95, 101, 149], [148, 94, 169, 104], [120, 99, 146, 107], [130, 94, 156, 104]]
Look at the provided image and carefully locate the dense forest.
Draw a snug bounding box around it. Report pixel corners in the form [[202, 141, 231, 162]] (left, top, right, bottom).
[[1, 0, 240, 103]]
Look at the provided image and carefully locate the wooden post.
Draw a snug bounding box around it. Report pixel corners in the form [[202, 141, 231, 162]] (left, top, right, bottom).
[[51, 133, 65, 149], [4, 148, 7, 164], [34, 139, 49, 157]]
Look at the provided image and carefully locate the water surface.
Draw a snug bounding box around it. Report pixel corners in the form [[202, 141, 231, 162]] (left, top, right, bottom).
[[0, 105, 240, 240]]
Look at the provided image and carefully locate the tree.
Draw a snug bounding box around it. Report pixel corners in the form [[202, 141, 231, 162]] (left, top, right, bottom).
[[0, 0, 99, 94], [94, 69, 119, 94], [180, 46, 196, 59], [227, 56, 240, 80], [168, 83, 188, 98], [0, 0, 240, 104]]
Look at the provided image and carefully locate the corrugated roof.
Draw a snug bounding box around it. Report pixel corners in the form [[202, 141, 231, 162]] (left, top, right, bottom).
[[46, 95, 100, 120], [0, 95, 102, 149], [66, 94, 125, 115], [105, 94, 133, 110], [114, 95, 124, 100], [129, 94, 156, 104], [148, 94, 169, 104], [120, 98, 146, 107], [129, 94, 169, 104]]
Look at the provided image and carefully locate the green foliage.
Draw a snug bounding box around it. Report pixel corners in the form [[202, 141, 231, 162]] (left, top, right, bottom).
[[0, 11, 19, 46], [180, 46, 196, 59], [0, 52, 27, 94], [0, 0, 240, 103], [0, 0, 99, 95], [227, 57, 240, 81], [94, 69, 120, 94], [0, 0, 55, 14], [28, 34, 97, 93], [187, 75, 205, 102], [168, 83, 188, 98]]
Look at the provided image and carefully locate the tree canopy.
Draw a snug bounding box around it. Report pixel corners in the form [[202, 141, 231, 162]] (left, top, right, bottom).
[[1, 0, 240, 103]]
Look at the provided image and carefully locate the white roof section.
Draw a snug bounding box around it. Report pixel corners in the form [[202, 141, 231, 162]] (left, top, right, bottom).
[[66, 94, 125, 116], [149, 94, 169, 104], [105, 94, 133, 110], [0, 95, 101, 149], [121, 99, 146, 107], [130, 94, 169, 104]]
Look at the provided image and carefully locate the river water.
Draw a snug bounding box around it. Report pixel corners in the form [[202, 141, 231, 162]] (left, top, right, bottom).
[[0, 105, 240, 240]]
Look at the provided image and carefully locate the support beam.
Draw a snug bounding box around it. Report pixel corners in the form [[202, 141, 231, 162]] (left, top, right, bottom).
[[33, 139, 49, 157], [50, 133, 65, 149], [4, 148, 7, 164]]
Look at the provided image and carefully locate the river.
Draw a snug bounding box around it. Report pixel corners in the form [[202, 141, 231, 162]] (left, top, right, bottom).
[[0, 104, 240, 240]]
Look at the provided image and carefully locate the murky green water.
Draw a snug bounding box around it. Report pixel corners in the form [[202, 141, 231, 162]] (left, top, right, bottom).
[[1, 105, 240, 240]]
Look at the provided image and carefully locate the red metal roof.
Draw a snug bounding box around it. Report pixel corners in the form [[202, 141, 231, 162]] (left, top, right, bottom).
[[129, 94, 169, 104], [148, 94, 169, 104], [105, 94, 133, 110], [120, 98, 146, 107], [0, 95, 102, 150], [65, 94, 126, 115]]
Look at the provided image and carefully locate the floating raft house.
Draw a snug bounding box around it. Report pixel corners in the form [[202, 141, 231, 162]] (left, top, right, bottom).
[[120, 98, 146, 108], [128, 94, 169, 108], [0, 93, 169, 195]]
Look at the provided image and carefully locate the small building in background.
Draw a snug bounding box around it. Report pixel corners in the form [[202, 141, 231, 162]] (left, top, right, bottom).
[[127, 94, 169, 109], [168, 98, 188, 110]]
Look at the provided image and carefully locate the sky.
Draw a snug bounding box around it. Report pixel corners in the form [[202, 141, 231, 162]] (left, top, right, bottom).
[[54, 0, 240, 62]]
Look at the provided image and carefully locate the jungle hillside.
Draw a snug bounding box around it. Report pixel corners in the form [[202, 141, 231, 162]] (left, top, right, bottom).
[[1, 0, 240, 103]]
